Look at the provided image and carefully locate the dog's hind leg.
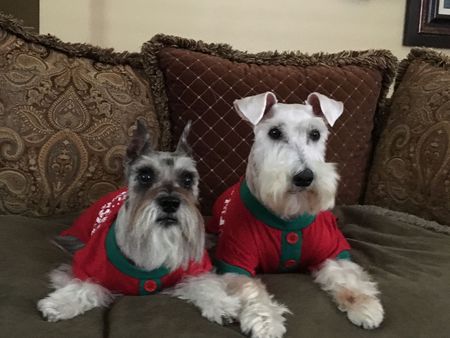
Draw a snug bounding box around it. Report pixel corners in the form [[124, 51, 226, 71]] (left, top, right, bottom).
[[167, 272, 240, 325], [313, 259, 384, 329], [224, 274, 290, 338], [37, 277, 113, 322]]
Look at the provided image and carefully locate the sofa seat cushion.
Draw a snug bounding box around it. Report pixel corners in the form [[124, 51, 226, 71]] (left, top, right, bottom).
[[0, 214, 105, 338], [141, 34, 397, 214], [1, 206, 449, 337]]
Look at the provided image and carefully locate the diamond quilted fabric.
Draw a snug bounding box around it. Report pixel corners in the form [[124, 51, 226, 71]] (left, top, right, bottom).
[[142, 35, 397, 215]]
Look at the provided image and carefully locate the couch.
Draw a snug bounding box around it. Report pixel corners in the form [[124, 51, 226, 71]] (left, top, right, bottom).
[[1, 13, 449, 338]]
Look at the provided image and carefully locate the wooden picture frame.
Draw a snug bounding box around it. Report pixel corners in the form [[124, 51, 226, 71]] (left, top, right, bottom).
[[404, 0, 450, 48]]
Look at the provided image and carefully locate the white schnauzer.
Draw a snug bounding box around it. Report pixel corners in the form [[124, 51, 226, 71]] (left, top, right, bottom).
[[37, 121, 241, 325], [207, 92, 384, 338]]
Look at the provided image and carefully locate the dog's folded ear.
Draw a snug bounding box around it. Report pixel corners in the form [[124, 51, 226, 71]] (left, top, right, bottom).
[[126, 119, 152, 162], [306, 92, 344, 127], [233, 92, 278, 126], [176, 120, 192, 155]]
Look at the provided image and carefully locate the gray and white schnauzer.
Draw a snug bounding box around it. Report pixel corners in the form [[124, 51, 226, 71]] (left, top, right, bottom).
[[37, 121, 241, 325], [207, 92, 384, 338]]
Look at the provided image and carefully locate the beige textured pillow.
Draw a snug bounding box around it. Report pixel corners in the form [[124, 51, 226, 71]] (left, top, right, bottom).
[[0, 14, 160, 216], [365, 48, 450, 226]]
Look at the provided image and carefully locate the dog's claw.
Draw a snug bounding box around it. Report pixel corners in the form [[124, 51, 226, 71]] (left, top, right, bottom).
[[346, 297, 384, 329], [38, 298, 66, 322], [250, 321, 287, 338], [246, 316, 287, 338], [240, 302, 288, 338], [200, 294, 240, 325]]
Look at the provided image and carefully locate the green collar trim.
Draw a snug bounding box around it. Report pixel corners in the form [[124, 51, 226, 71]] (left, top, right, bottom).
[[106, 221, 169, 280], [214, 259, 252, 277], [240, 180, 316, 231], [336, 250, 351, 260]]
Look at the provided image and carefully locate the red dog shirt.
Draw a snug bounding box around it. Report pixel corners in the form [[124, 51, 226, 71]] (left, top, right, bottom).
[[61, 188, 212, 295], [207, 180, 350, 276]]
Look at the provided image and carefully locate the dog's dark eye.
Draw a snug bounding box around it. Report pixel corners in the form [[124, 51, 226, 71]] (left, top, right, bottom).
[[309, 129, 321, 142], [268, 127, 282, 140], [180, 171, 194, 189], [137, 168, 154, 186]]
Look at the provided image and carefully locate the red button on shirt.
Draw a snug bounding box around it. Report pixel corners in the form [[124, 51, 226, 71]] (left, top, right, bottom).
[[144, 280, 157, 292], [284, 259, 297, 268], [286, 232, 299, 244]]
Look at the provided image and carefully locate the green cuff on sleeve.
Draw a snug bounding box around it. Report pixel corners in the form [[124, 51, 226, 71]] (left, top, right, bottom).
[[213, 259, 252, 277], [336, 250, 351, 260]]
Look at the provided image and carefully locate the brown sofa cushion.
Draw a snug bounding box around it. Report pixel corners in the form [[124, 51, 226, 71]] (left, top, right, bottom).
[[142, 34, 397, 214], [365, 48, 450, 226], [2, 206, 450, 337], [0, 14, 160, 216]]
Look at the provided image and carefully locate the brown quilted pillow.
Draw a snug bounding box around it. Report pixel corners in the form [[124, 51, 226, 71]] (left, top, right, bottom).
[[0, 14, 160, 216], [365, 48, 450, 226], [142, 34, 396, 214]]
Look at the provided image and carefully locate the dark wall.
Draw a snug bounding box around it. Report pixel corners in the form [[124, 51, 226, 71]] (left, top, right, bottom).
[[0, 0, 39, 32]]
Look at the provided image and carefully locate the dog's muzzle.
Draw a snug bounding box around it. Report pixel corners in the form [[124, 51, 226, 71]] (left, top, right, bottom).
[[157, 196, 180, 213], [293, 169, 314, 187], [156, 196, 180, 226]]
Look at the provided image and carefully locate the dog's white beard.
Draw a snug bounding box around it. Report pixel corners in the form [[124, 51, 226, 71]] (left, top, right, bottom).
[[283, 162, 338, 218], [308, 161, 339, 211], [115, 203, 204, 272], [249, 146, 291, 214], [250, 149, 339, 218]]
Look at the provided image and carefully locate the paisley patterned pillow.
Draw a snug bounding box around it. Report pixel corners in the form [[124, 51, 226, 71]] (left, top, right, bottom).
[[0, 14, 160, 216], [365, 48, 450, 226]]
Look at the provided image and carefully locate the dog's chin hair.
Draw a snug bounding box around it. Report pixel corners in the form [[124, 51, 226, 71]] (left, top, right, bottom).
[[249, 162, 339, 219], [309, 161, 339, 211], [247, 147, 291, 216], [115, 203, 205, 272]]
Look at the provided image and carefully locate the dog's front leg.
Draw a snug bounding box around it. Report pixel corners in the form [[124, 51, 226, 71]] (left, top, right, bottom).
[[224, 274, 289, 338], [313, 259, 384, 329], [38, 275, 113, 322], [167, 272, 240, 325]]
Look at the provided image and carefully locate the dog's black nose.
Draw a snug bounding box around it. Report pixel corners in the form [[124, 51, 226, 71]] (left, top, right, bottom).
[[293, 169, 314, 187], [157, 196, 180, 213]]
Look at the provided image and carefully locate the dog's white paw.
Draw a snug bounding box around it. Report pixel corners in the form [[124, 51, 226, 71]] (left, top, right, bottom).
[[200, 294, 241, 325], [248, 317, 286, 338], [37, 297, 80, 322], [240, 302, 289, 338], [346, 296, 384, 330]]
